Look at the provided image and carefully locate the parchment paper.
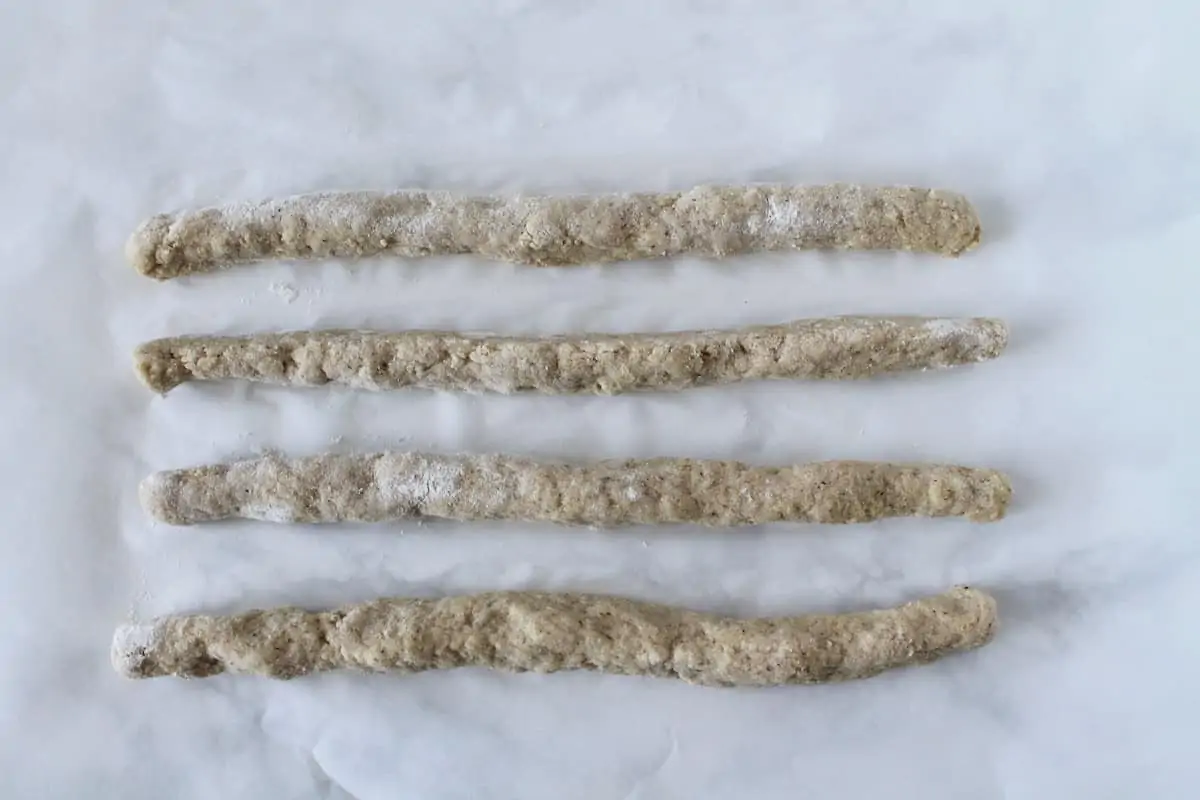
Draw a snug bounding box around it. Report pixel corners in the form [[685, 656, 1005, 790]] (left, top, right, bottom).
[[1, 2, 1198, 797]]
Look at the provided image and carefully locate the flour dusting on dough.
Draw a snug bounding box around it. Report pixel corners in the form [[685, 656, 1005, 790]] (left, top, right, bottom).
[[133, 316, 1009, 395], [241, 504, 298, 523], [374, 454, 464, 511], [111, 622, 163, 677], [765, 195, 804, 234], [110, 588, 998, 685], [921, 318, 977, 337], [128, 185, 982, 278], [141, 454, 1012, 526]]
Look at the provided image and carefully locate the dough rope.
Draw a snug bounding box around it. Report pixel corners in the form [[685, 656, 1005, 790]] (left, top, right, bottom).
[[127, 185, 982, 278], [112, 587, 997, 685], [140, 452, 1012, 526], [135, 316, 1008, 395]]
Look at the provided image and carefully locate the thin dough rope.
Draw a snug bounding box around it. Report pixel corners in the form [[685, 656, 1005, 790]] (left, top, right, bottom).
[[140, 452, 1012, 526], [127, 185, 982, 278], [112, 587, 997, 685], [135, 316, 1008, 395]]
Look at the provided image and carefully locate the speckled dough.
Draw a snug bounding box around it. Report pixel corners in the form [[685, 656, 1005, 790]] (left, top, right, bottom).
[[112, 587, 997, 685], [140, 452, 1012, 526], [134, 316, 1008, 395], [127, 185, 982, 278]]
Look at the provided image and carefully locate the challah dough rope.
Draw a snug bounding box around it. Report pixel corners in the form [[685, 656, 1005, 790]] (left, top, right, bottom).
[[113, 587, 997, 685], [128, 185, 981, 278], [134, 316, 1008, 395], [140, 453, 1012, 526]]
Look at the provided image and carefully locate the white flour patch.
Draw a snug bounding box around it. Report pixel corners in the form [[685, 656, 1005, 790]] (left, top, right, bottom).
[[137, 471, 170, 504], [374, 454, 464, 512], [921, 318, 977, 338], [765, 196, 804, 235], [916, 318, 1006, 366], [221, 192, 408, 243], [765, 189, 854, 240], [402, 207, 443, 239], [111, 622, 162, 676], [215, 191, 488, 252], [211, 457, 301, 522], [242, 504, 297, 523]]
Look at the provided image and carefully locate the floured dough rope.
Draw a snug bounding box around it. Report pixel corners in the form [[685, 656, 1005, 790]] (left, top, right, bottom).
[[140, 452, 1012, 526], [135, 316, 1008, 395], [127, 185, 982, 278], [112, 587, 997, 684]]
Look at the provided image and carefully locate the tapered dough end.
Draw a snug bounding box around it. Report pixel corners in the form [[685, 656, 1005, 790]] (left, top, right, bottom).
[[126, 214, 174, 279], [967, 470, 1014, 522], [112, 622, 164, 678], [912, 316, 1009, 367], [139, 470, 190, 525], [968, 318, 1009, 359], [933, 586, 999, 649], [933, 190, 983, 256], [133, 340, 192, 394]]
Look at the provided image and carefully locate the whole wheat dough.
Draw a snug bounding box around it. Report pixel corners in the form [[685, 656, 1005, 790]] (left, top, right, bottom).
[[127, 185, 982, 278], [135, 316, 1008, 395], [112, 587, 997, 685], [140, 452, 1012, 526]]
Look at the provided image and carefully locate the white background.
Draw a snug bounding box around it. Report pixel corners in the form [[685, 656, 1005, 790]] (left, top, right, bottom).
[[2, 1, 1198, 797]]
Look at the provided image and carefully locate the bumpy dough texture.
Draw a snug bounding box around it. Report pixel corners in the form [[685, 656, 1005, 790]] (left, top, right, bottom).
[[112, 587, 997, 685], [135, 316, 1008, 395], [140, 452, 1012, 526], [127, 185, 982, 278]]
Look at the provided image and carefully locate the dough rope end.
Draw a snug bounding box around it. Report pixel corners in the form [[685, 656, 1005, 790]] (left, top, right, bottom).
[[968, 471, 1014, 522], [111, 588, 999, 684], [139, 470, 192, 525], [913, 317, 1008, 366], [126, 214, 173, 279], [943, 586, 999, 648], [979, 318, 1009, 359], [932, 190, 982, 256], [134, 341, 192, 394], [111, 622, 164, 679]]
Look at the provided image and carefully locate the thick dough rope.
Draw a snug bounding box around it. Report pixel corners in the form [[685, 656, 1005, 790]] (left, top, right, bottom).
[[140, 452, 1012, 526], [112, 587, 997, 685], [135, 316, 1008, 395], [127, 185, 982, 278]]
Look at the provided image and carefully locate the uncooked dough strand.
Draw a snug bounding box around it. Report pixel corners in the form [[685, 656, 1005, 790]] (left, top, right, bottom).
[[134, 316, 1008, 395], [127, 185, 982, 278], [111, 587, 997, 685], [139, 453, 1012, 526]]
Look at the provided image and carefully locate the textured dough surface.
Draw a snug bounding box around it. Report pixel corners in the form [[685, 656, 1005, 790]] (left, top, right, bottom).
[[112, 587, 997, 685], [135, 316, 1008, 394], [140, 452, 1012, 526], [127, 185, 982, 278]]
